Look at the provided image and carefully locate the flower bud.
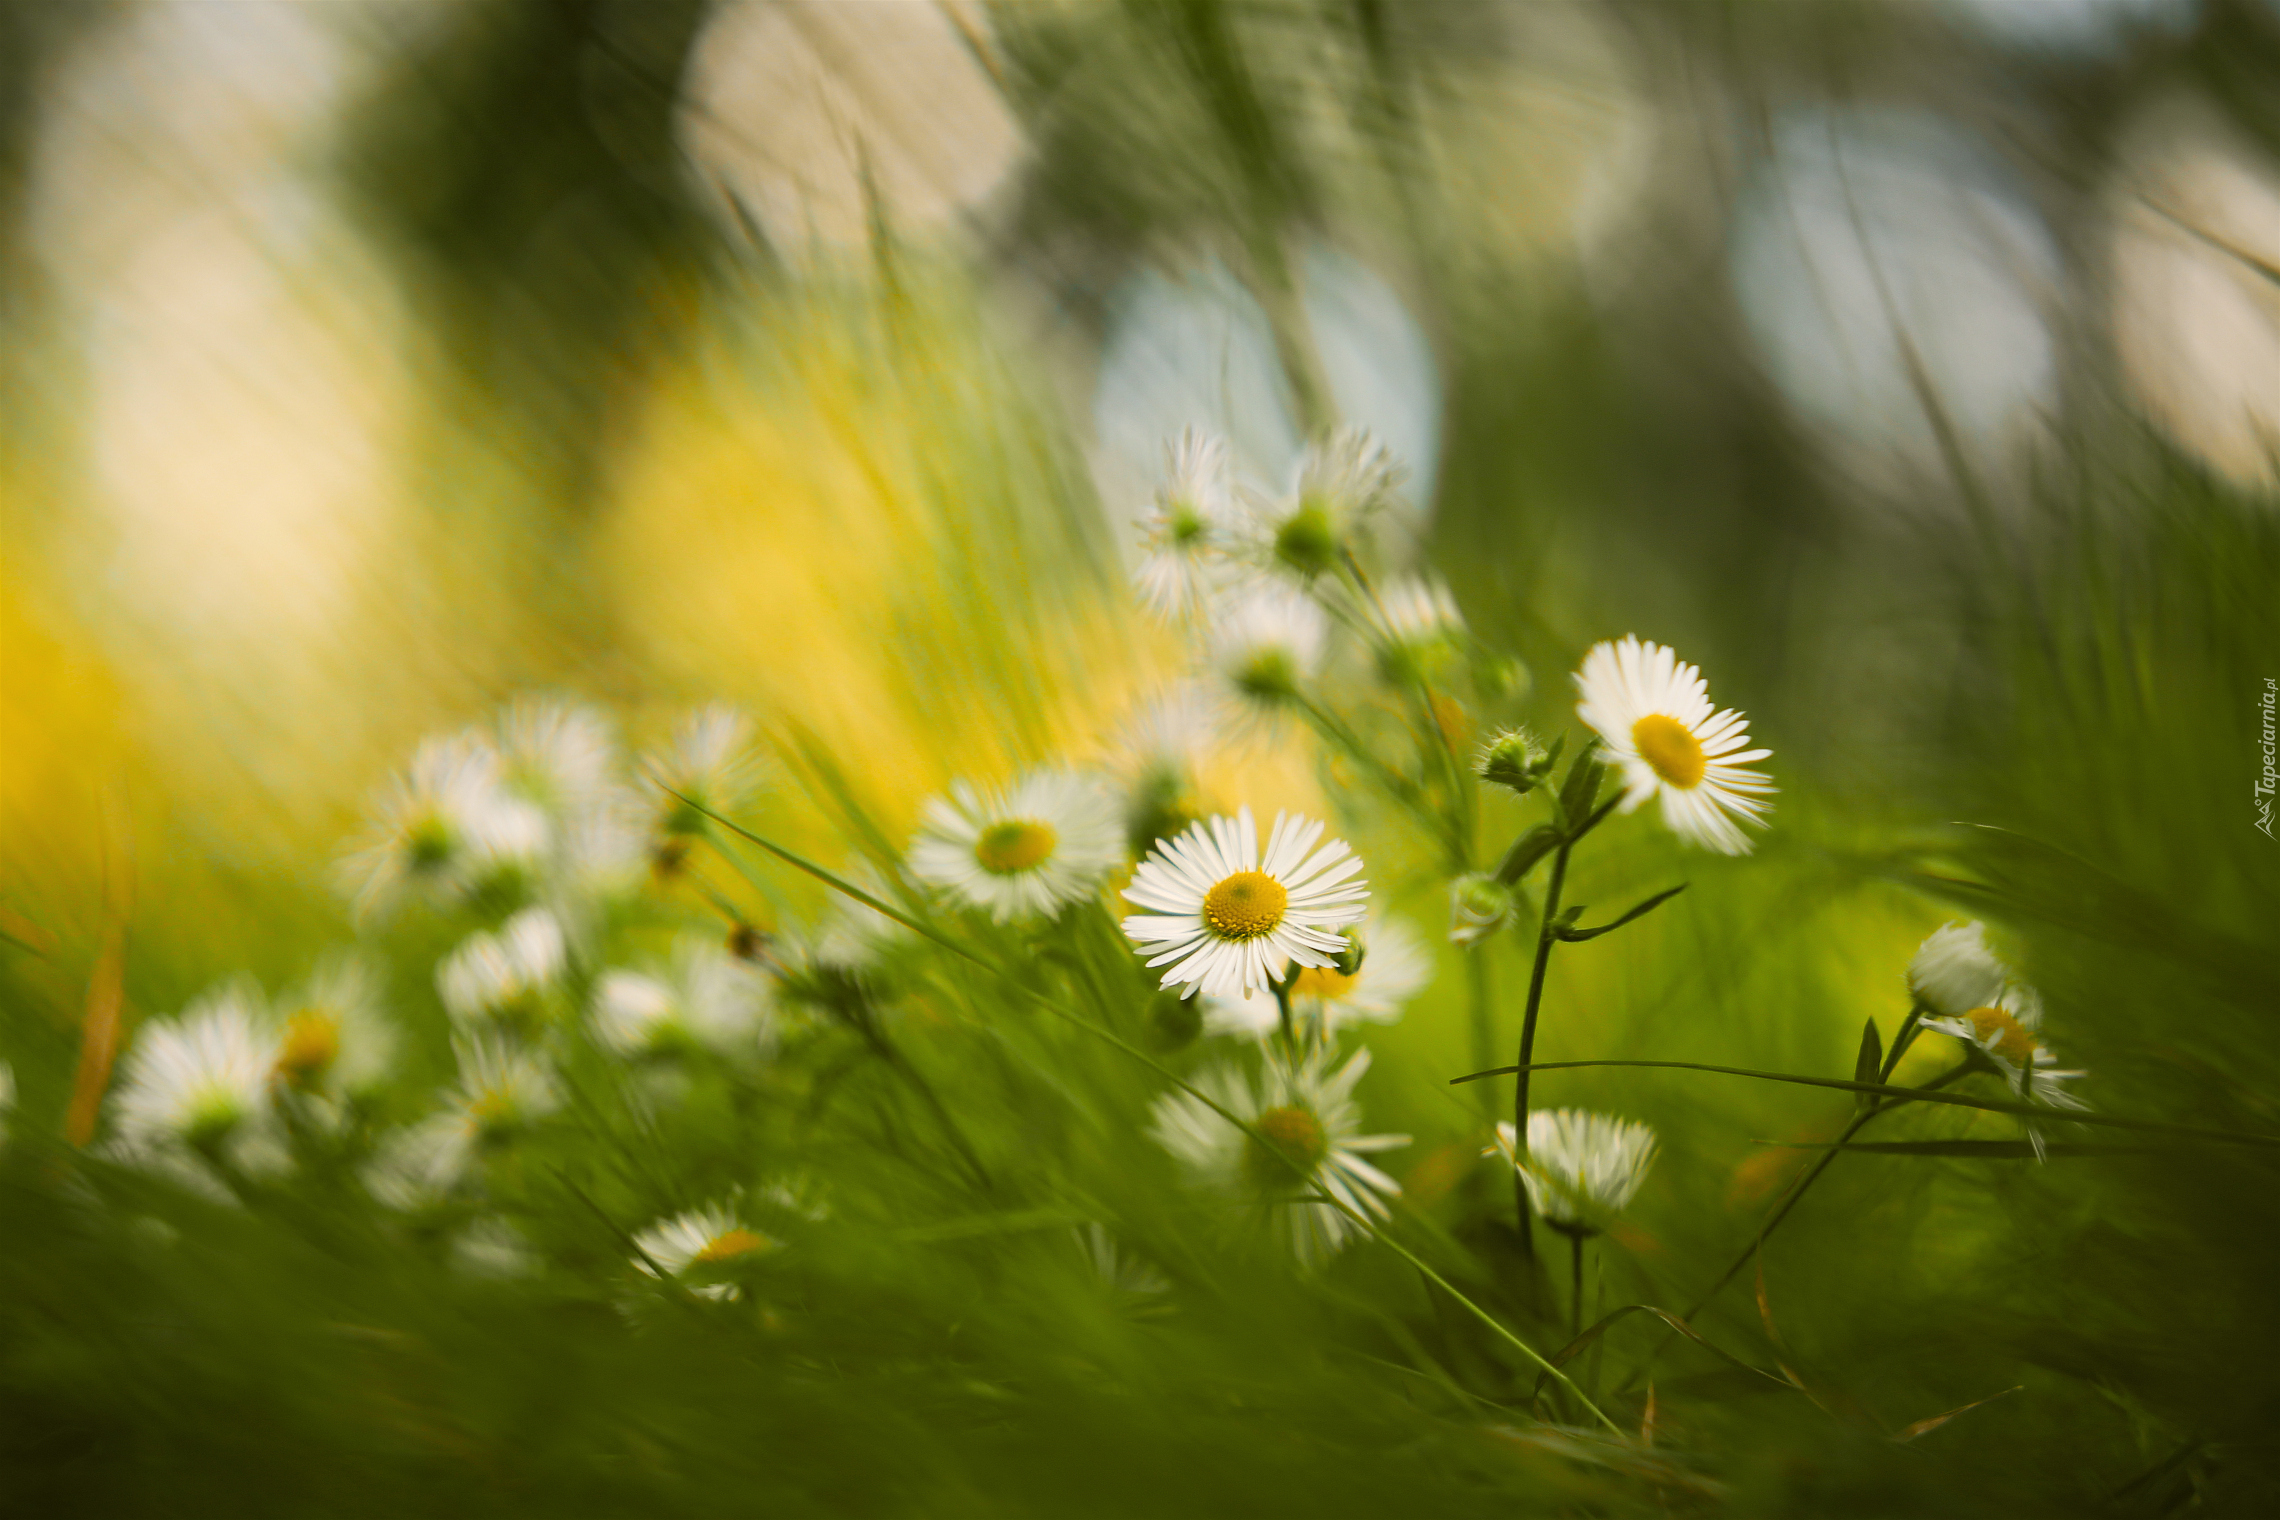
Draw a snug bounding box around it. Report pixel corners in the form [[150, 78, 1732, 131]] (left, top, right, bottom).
[[1475, 728, 1556, 796], [1449, 873, 1516, 948]]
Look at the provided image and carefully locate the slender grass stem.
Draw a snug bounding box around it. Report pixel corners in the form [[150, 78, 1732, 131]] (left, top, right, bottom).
[[1510, 833, 1575, 1255], [1570, 1232, 1586, 1341]]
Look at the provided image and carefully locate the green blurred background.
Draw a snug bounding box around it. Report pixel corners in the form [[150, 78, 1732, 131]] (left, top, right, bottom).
[[3, 0, 2278, 1514]]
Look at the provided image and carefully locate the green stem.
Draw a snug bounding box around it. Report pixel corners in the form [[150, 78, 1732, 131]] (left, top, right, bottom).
[[1570, 1231, 1586, 1342], [1511, 833, 1576, 1255]]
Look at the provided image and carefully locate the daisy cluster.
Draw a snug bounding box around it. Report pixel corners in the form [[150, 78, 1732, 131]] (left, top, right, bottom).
[[88, 699, 791, 1301]]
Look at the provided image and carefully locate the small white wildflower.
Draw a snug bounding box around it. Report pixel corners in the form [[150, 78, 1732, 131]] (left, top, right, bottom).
[[1907, 922, 2009, 1017], [1250, 427, 1404, 580], [1123, 807, 1368, 1001], [644, 704, 761, 838], [909, 768, 1124, 923], [269, 955, 396, 1099], [341, 733, 546, 919], [591, 935, 777, 1060], [632, 1204, 774, 1301], [1150, 1046, 1407, 1266], [437, 907, 569, 1030], [1488, 1110, 1658, 1235], [1133, 429, 1244, 618], [108, 985, 284, 1174], [1204, 584, 1328, 729], [1574, 636, 1774, 855]]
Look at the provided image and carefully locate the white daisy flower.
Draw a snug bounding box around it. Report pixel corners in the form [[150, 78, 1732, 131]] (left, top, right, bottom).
[[496, 698, 620, 826], [1921, 982, 2087, 1114], [644, 704, 761, 838], [270, 955, 396, 1098], [1488, 1109, 1658, 1236], [1123, 807, 1368, 1001], [1206, 914, 1430, 1039], [1251, 426, 1404, 579], [1366, 575, 1465, 684], [632, 1203, 774, 1301], [1133, 429, 1243, 619], [1204, 584, 1328, 727], [437, 907, 569, 1030], [1907, 921, 2009, 1017], [340, 733, 546, 919], [109, 985, 283, 1169], [364, 1035, 561, 1210], [1573, 636, 1775, 855], [591, 935, 777, 1060], [1150, 1046, 1408, 1266], [908, 768, 1123, 923]]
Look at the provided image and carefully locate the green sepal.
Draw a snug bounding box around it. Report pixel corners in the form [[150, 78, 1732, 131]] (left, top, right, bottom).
[[1493, 824, 1563, 886]]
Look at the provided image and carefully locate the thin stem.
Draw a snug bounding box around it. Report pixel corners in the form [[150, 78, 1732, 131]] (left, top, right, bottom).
[[1570, 1232, 1586, 1341], [1511, 833, 1576, 1255]]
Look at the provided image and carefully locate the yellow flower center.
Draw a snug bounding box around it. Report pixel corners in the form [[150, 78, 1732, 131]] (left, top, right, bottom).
[[1203, 871, 1287, 940], [974, 819, 1057, 875], [1631, 713, 1706, 789], [694, 1227, 769, 1264], [1966, 1006, 2038, 1065], [1245, 1104, 1330, 1189], [1288, 965, 1360, 1000], [273, 1009, 341, 1089]]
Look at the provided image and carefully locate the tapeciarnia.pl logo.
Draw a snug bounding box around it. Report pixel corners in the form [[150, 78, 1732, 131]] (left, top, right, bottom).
[[2258, 677, 2276, 840]]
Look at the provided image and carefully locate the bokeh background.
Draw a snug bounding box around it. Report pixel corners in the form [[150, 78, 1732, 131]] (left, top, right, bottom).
[[3, 1, 2279, 1514]]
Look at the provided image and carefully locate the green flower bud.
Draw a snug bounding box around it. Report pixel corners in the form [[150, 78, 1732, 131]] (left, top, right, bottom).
[[1449, 872, 1516, 948], [1475, 728, 1557, 796]]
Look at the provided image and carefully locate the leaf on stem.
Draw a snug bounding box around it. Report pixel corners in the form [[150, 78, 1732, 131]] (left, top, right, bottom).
[[1553, 740, 1605, 833], [1554, 884, 1690, 943], [1852, 1020, 1883, 1110]]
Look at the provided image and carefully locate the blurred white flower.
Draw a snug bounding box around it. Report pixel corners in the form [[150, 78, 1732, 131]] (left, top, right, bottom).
[[496, 698, 619, 826], [437, 907, 568, 1030], [341, 733, 545, 919], [1488, 1109, 1658, 1235], [1123, 808, 1368, 1001], [109, 984, 285, 1175], [1204, 583, 1328, 728], [908, 768, 1123, 923], [1150, 1046, 1407, 1267], [1133, 429, 1243, 619], [365, 1035, 561, 1210], [1365, 575, 1464, 684], [1079, 1223, 1171, 1302], [591, 936, 777, 1060], [1206, 914, 1431, 1040], [632, 1203, 773, 1301], [1907, 921, 2009, 1017], [1574, 636, 1773, 855], [644, 703, 761, 838], [1921, 983, 2087, 1154], [275, 954, 390, 1089], [1248, 426, 1406, 581]]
